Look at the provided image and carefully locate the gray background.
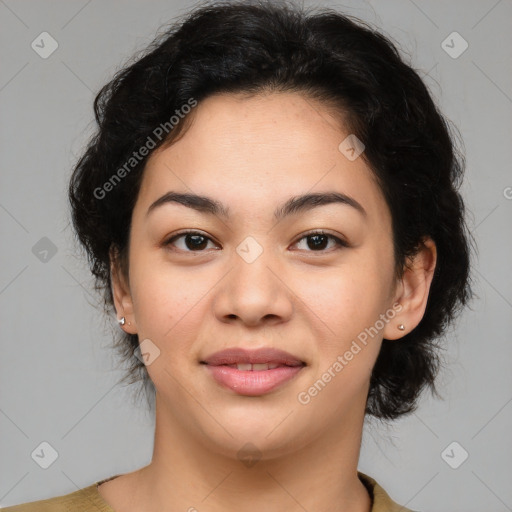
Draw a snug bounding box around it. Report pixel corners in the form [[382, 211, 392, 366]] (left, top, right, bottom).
[[1, 0, 511, 510]]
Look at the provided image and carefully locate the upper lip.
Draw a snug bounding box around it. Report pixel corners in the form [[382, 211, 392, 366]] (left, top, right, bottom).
[[201, 347, 305, 366]]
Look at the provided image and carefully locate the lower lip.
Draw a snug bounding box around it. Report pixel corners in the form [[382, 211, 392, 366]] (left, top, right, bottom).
[[204, 365, 304, 396]]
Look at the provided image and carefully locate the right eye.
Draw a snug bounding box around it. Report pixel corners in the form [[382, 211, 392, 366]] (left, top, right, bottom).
[[163, 230, 219, 252]]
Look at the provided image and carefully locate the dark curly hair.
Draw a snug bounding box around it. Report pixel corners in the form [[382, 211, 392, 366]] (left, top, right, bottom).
[[68, 0, 474, 420]]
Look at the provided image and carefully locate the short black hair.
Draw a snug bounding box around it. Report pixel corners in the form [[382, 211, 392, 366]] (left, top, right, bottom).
[[68, 0, 474, 420]]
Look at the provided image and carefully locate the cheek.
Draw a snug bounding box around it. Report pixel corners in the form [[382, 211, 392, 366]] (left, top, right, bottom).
[[298, 275, 364, 336], [129, 264, 208, 391], [297, 258, 390, 335], [294, 252, 393, 386], [128, 251, 206, 341], [295, 271, 385, 412]]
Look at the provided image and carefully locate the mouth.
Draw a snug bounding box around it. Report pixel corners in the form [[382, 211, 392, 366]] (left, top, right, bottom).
[[216, 362, 298, 371], [200, 347, 306, 396]]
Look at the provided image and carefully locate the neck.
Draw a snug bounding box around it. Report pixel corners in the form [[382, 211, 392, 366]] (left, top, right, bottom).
[[132, 393, 372, 512]]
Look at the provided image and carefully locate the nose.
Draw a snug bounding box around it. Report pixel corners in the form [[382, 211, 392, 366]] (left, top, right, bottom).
[[213, 247, 293, 328]]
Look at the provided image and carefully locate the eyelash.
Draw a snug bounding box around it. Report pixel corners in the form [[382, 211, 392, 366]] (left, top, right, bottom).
[[163, 230, 349, 254]]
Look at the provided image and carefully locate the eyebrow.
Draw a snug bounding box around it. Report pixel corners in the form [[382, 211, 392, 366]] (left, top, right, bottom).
[[146, 191, 367, 220]]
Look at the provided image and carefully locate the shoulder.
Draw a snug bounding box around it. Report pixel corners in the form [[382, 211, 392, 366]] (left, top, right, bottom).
[[1, 477, 117, 512], [358, 471, 419, 512]]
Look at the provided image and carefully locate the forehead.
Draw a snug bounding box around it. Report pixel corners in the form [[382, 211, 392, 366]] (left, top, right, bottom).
[[135, 92, 389, 225]]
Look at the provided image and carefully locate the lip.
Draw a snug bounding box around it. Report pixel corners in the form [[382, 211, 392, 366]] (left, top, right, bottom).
[[201, 347, 306, 396], [202, 347, 304, 366]]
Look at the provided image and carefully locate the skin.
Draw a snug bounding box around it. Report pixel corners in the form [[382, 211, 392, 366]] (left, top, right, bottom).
[[101, 91, 437, 512]]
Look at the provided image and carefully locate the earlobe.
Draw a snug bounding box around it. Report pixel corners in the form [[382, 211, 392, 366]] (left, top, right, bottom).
[[383, 237, 437, 340], [109, 245, 137, 334]]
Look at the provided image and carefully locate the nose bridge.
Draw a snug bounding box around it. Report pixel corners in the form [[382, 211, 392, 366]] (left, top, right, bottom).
[[214, 235, 293, 325]]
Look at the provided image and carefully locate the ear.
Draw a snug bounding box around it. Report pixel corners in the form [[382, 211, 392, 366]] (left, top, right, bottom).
[[109, 245, 137, 334], [383, 237, 437, 340]]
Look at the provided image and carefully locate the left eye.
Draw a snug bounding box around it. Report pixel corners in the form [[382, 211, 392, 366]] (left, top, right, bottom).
[[294, 231, 348, 252], [163, 230, 347, 253]]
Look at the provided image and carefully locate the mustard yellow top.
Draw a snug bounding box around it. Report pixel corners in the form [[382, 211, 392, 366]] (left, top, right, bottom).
[[1, 472, 415, 511]]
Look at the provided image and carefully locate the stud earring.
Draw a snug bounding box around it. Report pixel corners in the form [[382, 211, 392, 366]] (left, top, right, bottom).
[[397, 324, 405, 331], [118, 317, 126, 326]]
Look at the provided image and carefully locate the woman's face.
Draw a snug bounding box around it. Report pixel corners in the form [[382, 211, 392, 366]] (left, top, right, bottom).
[[114, 92, 402, 458]]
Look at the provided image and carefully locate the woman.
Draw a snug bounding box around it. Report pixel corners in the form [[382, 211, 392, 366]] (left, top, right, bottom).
[[4, 0, 472, 510]]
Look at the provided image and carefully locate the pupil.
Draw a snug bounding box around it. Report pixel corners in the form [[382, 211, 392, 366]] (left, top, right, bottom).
[[187, 234, 207, 250], [308, 234, 327, 250]]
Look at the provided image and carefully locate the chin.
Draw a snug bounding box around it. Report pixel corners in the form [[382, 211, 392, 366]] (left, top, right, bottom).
[[200, 429, 308, 464]]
